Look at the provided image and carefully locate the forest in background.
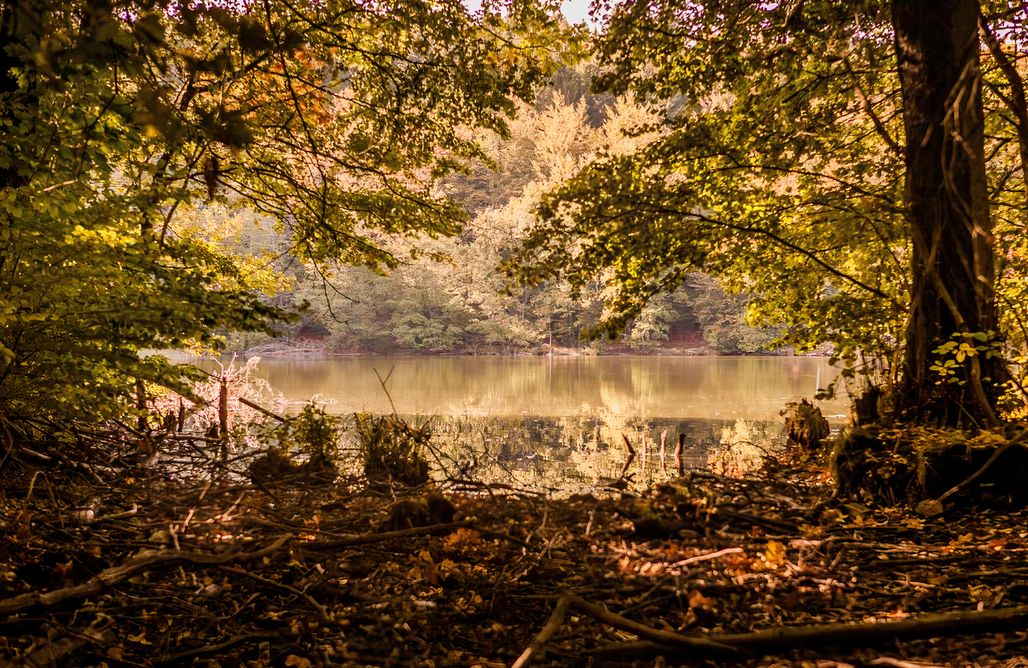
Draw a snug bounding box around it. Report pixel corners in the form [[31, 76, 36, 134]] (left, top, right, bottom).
[[215, 64, 781, 356]]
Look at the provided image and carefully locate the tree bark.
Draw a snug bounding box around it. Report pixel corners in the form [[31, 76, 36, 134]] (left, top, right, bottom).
[[892, 0, 1002, 427]]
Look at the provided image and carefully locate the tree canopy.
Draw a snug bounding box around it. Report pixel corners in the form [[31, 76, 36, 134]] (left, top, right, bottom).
[[0, 0, 570, 428]]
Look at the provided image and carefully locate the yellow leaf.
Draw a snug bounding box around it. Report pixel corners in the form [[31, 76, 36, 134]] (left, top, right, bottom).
[[763, 541, 787, 568]]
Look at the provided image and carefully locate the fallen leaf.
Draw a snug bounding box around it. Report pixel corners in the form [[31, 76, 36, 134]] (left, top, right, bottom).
[[763, 541, 787, 568]]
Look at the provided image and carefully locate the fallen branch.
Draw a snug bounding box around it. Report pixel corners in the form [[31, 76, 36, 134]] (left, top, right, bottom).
[[0, 534, 291, 616], [23, 625, 111, 667], [714, 507, 798, 533], [155, 632, 284, 665], [237, 396, 288, 423], [589, 603, 1028, 660], [869, 658, 950, 668], [567, 594, 745, 658], [511, 593, 571, 668]]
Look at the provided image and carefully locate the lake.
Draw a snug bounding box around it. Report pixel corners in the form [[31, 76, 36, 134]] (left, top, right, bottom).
[[247, 355, 846, 493], [253, 355, 845, 420]]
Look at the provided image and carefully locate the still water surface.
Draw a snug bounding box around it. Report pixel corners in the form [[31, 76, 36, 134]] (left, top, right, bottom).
[[253, 355, 846, 421]]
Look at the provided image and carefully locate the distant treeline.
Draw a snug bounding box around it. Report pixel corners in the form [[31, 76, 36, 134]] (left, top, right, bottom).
[[220, 65, 779, 355]]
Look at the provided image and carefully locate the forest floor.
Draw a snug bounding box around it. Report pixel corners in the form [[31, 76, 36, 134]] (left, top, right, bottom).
[[2, 434, 1028, 667]]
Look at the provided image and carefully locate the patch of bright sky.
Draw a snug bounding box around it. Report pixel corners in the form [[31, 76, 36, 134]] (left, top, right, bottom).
[[559, 0, 592, 25], [464, 0, 595, 26]]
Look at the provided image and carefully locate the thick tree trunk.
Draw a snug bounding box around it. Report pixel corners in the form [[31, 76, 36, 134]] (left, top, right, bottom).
[[893, 0, 1002, 427]]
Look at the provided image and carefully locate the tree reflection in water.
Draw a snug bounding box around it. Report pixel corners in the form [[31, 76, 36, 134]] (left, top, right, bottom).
[[415, 414, 792, 495]]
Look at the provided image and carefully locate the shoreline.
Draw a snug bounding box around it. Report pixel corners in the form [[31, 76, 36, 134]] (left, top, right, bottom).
[[227, 339, 827, 360]]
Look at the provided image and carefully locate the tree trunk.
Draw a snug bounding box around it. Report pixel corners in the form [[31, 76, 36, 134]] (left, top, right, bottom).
[[893, 0, 1002, 427]]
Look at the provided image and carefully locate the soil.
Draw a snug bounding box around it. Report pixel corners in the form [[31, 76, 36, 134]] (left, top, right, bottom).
[[2, 433, 1028, 667]]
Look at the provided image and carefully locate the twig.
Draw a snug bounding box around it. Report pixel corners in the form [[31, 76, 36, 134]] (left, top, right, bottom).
[[671, 547, 744, 568], [218, 565, 331, 624], [869, 658, 951, 668], [156, 632, 283, 665], [373, 367, 399, 417], [511, 593, 571, 668], [715, 507, 798, 533], [23, 625, 111, 667], [620, 433, 636, 457], [90, 503, 139, 524]]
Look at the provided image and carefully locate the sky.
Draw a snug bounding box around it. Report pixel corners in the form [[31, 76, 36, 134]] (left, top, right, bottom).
[[559, 0, 593, 25], [463, 0, 597, 26]]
